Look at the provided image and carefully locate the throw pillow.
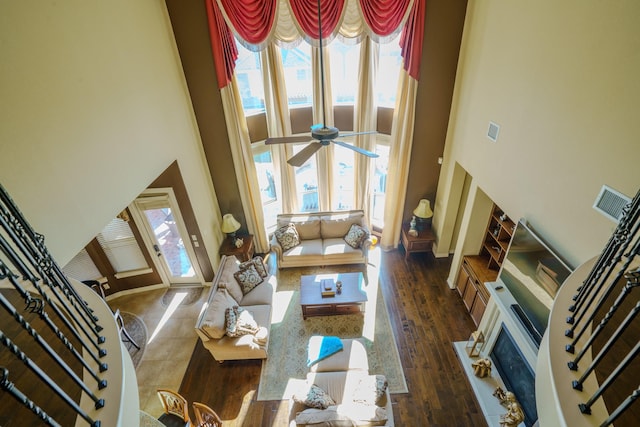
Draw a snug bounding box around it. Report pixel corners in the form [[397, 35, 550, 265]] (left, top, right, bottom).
[[293, 383, 336, 410], [233, 264, 263, 295], [225, 305, 259, 337], [353, 375, 389, 407], [239, 256, 268, 278], [200, 289, 238, 339], [343, 223, 368, 249], [274, 223, 300, 251]]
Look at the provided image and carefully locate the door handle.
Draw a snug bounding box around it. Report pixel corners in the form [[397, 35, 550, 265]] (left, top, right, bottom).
[[153, 244, 162, 257]]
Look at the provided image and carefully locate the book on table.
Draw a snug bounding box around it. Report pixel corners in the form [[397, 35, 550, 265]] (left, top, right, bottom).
[[321, 278, 335, 297]]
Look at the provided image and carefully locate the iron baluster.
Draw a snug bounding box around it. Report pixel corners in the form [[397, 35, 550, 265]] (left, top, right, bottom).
[[0, 367, 61, 427], [0, 332, 104, 426], [599, 385, 640, 427]]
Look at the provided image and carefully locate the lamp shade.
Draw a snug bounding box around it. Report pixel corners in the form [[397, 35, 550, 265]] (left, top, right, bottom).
[[413, 199, 433, 219], [221, 214, 241, 233]]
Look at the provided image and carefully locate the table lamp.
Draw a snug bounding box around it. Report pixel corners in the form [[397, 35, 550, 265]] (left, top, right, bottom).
[[221, 213, 241, 244], [413, 199, 433, 231]]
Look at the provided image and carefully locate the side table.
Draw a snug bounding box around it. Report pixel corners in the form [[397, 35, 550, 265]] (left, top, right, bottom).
[[219, 234, 254, 262], [400, 224, 435, 261]]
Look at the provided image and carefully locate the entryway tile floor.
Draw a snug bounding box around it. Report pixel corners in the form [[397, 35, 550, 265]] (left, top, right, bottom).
[[109, 286, 209, 417]]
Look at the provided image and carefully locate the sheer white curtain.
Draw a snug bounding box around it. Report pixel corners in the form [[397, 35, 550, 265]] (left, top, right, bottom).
[[220, 78, 269, 253], [260, 44, 298, 213], [380, 68, 418, 250], [353, 36, 379, 220]]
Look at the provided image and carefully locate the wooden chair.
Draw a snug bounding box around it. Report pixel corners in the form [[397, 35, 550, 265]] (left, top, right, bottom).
[[192, 402, 222, 427], [156, 389, 191, 427]]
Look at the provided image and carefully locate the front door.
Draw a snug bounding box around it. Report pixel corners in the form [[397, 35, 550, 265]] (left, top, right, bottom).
[[130, 189, 204, 286]]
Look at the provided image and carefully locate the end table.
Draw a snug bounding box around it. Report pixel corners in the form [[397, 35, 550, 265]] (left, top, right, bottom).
[[400, 224, 435, 261], [220, 234, 254, 262]]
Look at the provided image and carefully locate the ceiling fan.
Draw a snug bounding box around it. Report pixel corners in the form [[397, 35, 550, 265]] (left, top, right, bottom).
[[264, 0, 379, 167]]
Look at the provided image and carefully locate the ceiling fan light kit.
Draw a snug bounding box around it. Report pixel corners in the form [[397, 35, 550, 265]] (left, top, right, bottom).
[[264, 0, 378, 167]]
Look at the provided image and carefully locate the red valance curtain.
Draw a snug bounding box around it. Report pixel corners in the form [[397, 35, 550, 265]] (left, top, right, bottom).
[[359, 0, 412, 37], [289, 0, 344, 39], [218, 0, 277, 44], [205, 0, 238, 89], [400, 0, 425, 79], [205, 0, 426, 87]]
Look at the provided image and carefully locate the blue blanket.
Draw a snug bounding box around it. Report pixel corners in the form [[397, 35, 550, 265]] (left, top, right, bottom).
[[307, 336, 344, 367]]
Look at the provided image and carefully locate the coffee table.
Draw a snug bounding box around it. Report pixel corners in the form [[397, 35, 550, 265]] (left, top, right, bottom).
[[300, 272, 367, 319]]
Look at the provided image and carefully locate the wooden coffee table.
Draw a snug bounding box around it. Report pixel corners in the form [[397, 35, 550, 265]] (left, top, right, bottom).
[[300, 272, 368, 319]]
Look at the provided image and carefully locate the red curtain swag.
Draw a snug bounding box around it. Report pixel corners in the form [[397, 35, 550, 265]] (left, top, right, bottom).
[[206, 0, 426, 87], [359, 0, 412, 37]]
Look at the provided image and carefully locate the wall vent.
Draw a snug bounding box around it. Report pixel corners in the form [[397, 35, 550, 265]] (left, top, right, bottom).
[[487, 122, 500, 142], [593, 185, 631, 222]]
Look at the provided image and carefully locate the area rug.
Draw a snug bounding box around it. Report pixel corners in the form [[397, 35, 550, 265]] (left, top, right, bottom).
[[120, 311, 147, 368], [161, 286, 203, 307], [257, 260, 407, 401]]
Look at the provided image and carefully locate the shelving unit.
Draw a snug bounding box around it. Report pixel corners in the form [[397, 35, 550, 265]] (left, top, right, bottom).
[[456, 204, 514, 326]]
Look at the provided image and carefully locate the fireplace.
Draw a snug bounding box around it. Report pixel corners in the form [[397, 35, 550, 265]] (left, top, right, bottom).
[[490, 324, 537, 427]]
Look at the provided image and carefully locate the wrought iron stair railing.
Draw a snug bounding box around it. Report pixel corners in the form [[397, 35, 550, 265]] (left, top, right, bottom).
[[541, 187, 640, 426], [0, 183, 136, 426]]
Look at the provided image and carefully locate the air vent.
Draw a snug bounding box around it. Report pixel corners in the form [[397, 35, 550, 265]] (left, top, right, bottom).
[[593, 185, 631, 222], [487, 122, 500, 142]]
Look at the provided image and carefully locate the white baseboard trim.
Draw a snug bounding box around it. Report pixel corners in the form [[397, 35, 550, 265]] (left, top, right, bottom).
[[105, 283, 166, 301]]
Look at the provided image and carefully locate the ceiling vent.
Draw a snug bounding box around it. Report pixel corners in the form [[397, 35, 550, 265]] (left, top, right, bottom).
[[593, 185, 631, 222], [487, 122, 500, 142]]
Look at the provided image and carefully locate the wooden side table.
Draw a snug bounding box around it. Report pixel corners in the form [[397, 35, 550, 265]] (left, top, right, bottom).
[[400, 224, 435, 261], [219, 234, 254, 262]]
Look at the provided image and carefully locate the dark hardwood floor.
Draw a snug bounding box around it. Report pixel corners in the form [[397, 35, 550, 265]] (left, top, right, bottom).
[[179, 249, 486, 426]]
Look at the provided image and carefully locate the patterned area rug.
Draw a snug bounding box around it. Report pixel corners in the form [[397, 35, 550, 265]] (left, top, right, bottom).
[[257, 254, 407, 401], [161, 286, 203, 307], [120, 311, 147, 368]]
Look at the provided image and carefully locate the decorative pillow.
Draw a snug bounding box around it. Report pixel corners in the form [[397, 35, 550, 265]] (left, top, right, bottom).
[[274, 223, 300, 251], [239, 256, 268, 278], [353, 375, 389, 407], [233, 264, 264, 294], [343, 223, 368, 249], [200, 289, 238, 339], [295, 405, 387, 425], [225, 305, 259, 337], [293, 383, 336, 410]]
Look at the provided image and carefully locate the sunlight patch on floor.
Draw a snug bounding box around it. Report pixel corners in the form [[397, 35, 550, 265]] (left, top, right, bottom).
[[272, 290, 294, 324], [362, 246, 382, 341], [147, 291, 187, 344]]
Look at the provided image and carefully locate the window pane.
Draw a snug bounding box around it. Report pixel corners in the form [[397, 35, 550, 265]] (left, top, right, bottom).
[[235, 41, 265, 115], [372, 141, 390, 227], [329, 41, 360, 105], [253, 147, 281, 230], [376, 41, 402, 107], [293, 145, 319, 212], [282, 44, 313, 108], [333, 142, 355, 210]]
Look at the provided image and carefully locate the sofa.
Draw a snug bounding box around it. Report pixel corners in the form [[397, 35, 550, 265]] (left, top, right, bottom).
[[271, 210, 373, 269], [288, 338, 394, 426], [194, 255, 274, 361]]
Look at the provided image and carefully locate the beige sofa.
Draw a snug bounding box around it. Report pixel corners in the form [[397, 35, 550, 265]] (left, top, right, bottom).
[[271, 210, 372, 269], [195, 255, 274, 361], [288, 338, 394, 426]]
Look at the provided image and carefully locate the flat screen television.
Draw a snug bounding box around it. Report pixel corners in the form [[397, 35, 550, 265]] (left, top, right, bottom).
[[498, 220, 573, 346]]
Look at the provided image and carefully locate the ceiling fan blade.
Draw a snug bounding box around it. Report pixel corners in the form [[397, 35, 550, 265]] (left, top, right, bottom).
[[331, 140, 379, 158], [288, 142, 324, 167], [336, 131, 378, 138], [265, 136, 313, 145]]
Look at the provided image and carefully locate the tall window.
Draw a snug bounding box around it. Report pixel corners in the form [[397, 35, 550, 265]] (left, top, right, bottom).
[[282, 44, 313, 108], [371, 136, 390, 228], [333, 142, 355, 210], [329, 41, 361, 105], [235, 42, 265, 115], [292, 145, 319, 212], [375, 40, 402, 107], [253, 144, 281, 231]]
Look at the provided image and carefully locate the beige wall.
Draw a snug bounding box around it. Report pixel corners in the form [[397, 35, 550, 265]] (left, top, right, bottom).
[[435, 0, 640, 268], [0, 1, 222, 266]]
